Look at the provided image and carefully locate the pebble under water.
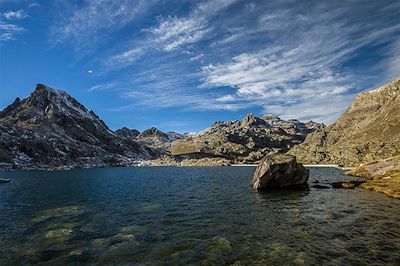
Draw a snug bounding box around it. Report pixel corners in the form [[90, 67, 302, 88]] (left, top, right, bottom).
[[0, 166, 399, 265]]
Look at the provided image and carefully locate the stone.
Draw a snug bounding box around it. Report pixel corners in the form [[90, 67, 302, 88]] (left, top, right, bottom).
[[330, 181, 364, 189], [251, 154, 309, 190], [348, 155, 400, 199], [0, 178, 11, 184]]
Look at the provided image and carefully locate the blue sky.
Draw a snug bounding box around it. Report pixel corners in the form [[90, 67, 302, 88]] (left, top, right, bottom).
[[0, 0, 399, 133]]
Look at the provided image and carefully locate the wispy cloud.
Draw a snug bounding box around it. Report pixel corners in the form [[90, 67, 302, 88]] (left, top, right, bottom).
[[106, 47, 144, 69], [385, 38, 400, 80], [3, 10, 28, 20], [47, 0, 400, 126], [1, 7, 30, 42], [88, 82, 117, 92], [0, 22, 24, 41], [102, 0, 238, 69], [147, 0, 237, 52], [50, 0, 157, 51], [199, 1, 400, 123]]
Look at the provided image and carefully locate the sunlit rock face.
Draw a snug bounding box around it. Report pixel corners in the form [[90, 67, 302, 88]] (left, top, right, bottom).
[[0, 84, 155, 170], [289, 79, 400, 166]]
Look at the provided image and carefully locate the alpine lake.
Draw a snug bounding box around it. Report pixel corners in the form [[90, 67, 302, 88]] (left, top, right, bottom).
[[0, 166, 399, 265]]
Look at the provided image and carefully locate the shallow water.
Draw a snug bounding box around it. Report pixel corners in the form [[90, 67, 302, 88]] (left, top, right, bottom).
[[0, 167, 399, 265]]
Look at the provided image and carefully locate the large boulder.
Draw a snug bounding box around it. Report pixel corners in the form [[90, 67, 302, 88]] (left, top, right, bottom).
[[251, 154, 309, 190]]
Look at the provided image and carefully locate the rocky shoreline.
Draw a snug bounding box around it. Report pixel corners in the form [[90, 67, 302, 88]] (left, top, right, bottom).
[[346, 156, 400, 199]]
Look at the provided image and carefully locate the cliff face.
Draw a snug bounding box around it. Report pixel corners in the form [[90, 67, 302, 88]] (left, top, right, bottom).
[[171, 113, 323, 163], [0, 84, 154, 169], [289, 79, 400, 166]]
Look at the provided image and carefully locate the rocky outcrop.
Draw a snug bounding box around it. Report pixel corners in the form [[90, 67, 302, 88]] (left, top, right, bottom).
[[171, 113, 322, 164], [289, 78, 400, 166], [347, 155, 400, 199], [251, 154, 309, 190], [0, 84, 155, 170]]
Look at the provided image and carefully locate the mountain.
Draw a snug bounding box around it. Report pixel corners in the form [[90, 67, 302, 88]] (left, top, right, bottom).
[[116, 126, 185, 154], [170, 113, 323, 163], [289, 78, 400, 166], [115, 127, 140, 138], [0, 84, 154, 170]]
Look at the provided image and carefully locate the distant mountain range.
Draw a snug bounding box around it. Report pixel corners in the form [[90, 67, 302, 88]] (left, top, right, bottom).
[[171, 113, 323, 163], [0, 79, 399, 169]]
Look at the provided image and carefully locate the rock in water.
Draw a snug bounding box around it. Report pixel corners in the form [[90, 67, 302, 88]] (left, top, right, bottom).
[[0, 178, 11, 184], [251, 154, 309, 190]]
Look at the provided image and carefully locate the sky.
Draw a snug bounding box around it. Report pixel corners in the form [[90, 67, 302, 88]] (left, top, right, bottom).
[[0, 0, 399, 133]]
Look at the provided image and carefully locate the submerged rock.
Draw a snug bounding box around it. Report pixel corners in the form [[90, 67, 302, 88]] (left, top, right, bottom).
[[330, 181, 365, 189], [0, 177, 11, 184], [251, 154, 309, 190]]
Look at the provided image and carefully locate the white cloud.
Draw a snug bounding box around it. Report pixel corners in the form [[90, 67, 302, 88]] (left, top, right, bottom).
[[3, 10, 28, 20], [105, 0, 238, 69], [106, 47, 144, 68], [199, 2, 400, 123], [76, 0, 399, 125], [89, 82, 116, 92], [385, 38, 400, 80], [28, 3, 40, 9], [148, 0, 237, 51], [0, 22, 24, 41]]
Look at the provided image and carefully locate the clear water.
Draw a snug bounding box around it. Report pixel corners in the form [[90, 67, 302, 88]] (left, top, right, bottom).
[[0, 167, 399, 265]]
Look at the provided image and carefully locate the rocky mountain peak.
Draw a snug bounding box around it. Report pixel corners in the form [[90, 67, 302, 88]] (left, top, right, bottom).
[[171, 112, 323, 162], [0, 97, 21, 119], [115, 127, 140, 139], [138, 127, 168, 139], [0, 84, 154, 169], [28, 84, 86, 114], [261, 114, 282, 125], [241, 113, 268, 128], [34, 83, 50, 92]]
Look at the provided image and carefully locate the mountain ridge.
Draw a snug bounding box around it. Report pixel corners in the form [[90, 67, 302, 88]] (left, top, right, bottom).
[[170, 112, 323, 164], [0, 84, 155, 169], [289, 78, 400, 166]]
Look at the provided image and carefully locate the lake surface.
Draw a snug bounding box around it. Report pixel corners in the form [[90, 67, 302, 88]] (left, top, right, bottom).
[[0, 167, 399, 265]]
